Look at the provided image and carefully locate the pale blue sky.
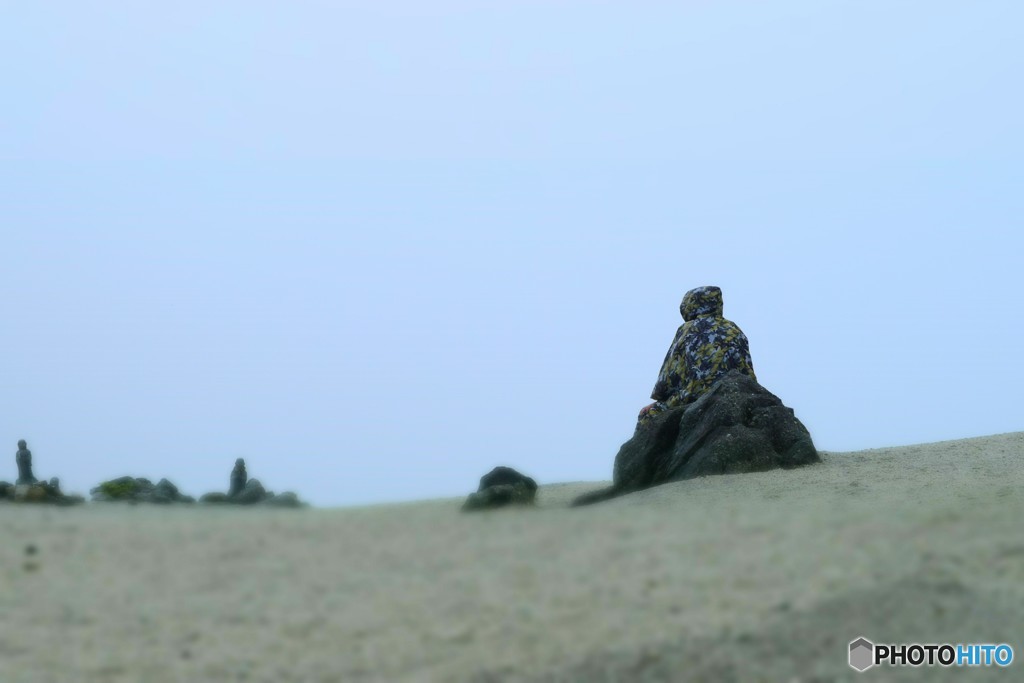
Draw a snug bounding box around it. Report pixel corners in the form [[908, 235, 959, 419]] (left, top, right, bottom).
[[3, 2, 1022, 506]]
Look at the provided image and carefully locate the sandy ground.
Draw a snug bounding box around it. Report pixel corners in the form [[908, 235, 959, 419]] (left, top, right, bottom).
[[1, 432, 1022, 683]]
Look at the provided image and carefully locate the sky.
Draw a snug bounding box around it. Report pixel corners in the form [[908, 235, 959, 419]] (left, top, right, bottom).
[[3, 1, 1022, 507]]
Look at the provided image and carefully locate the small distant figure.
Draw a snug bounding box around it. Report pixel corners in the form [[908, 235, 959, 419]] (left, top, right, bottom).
[[637, 286, 757, 428], [16, 439, 37, 485], [229, 458, 247, 498]]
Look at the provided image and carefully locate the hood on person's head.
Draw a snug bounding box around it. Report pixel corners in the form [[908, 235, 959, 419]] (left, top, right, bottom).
[[680, 286, 724, 321]]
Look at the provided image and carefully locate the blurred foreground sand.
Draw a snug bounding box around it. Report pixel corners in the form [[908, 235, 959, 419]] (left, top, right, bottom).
[[1, 432, 1022, 682]]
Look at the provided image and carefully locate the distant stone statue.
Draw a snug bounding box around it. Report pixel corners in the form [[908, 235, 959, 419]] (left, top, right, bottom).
[[16, 440, 37, 485], [229, 458, 247, 497]]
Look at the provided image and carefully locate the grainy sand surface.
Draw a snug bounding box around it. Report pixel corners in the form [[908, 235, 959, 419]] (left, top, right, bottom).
[[1, 432, 1022, 682]]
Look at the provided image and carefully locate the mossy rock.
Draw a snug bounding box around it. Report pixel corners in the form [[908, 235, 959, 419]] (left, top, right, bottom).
[[98, 479, 140, 499], [24, 485, 50, 503], [92, 476, 154, 501]]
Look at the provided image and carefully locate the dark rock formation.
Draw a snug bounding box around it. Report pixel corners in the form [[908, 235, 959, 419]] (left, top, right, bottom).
[[151, 478, 188, 504], [478, 466, 538, 492], [198, 461, 305, 508], [199, 492, 230, 504], [229, 458, 247, 498], [90, 476, 195, 504], [1, 442, 83, 504], [574, 370, 819, 506], [16, 440, 37, 485], [462, 484, 536, 511], [462, 466, 538, 512], [1, 478, 84, 506], [234, 478, 267, 505]]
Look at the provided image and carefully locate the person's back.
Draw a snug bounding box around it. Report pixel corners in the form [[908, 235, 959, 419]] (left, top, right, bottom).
[[638, 286, 756, 427]]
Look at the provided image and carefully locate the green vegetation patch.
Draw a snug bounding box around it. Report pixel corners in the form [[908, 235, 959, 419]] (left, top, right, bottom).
[[98, 478, 139, 499]]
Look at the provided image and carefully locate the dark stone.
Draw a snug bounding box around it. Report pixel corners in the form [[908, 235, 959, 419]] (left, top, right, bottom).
[[200, 462, 306, 507], [20, 484, 48, 503], [574, 370, 819, 506], [229, 458, 247, 498], [16, 439, 37, 485], [234, 478, 267, 505], [477, 466, 538, 493], [151, 478, 195, 504], [199, 492, 230, 504], [0, 472, 80, 505], [10, 480, 83, 506], [199, 486, 305, 508], [463, 484, 536, 511], [36, 479, 60, 498], [462, 466, 538, 512], [153, 478, 178, 500]]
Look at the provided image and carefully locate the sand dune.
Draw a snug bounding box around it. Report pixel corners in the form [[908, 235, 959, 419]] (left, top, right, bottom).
[[1, 432, 1022, 682]]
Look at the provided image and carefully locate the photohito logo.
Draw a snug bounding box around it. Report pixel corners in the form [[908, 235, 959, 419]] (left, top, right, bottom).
[[849, 637, 1014, 672]]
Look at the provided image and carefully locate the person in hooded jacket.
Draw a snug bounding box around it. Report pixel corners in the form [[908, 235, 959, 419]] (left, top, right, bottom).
[[637, 286, 757, 428]]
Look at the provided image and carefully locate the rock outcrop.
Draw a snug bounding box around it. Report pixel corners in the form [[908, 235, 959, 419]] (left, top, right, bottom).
[[234, 478, 267, 504], [574, 370, 819, 506], [198, 492, 230, 504], [462, 466, 538, 512], [0, 478, 84, 506], [90, 477, 196, 504], [2, 441, 84, 505], [198, 461, 305, 508], [200, 482, 303, 507]]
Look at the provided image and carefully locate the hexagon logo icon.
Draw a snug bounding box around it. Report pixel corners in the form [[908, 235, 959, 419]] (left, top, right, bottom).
[[849, 637, 875, 672]]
